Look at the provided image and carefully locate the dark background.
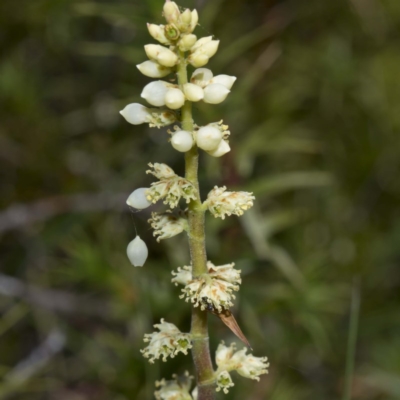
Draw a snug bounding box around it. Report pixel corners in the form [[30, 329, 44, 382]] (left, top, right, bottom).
[[1, 0, 400, 399]]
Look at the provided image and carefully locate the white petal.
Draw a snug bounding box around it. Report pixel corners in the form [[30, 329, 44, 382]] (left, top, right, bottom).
[[127, 236, 148, 267], [206, 139, 231, 157], [126, 188, 152, 209], [165, 88, 185, 109], [136, 60, 172, 78], [210, 74, 237, 90], [203, 83, 230, 104], [171, 130, 194, 152], [196, 126, 222, 151], [183, 83, 204, 102], [119, 103, 150, 125], [141, 81, 170, 107]]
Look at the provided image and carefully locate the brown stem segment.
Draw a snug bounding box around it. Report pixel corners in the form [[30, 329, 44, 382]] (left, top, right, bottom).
[[177, 52, 216, 399]]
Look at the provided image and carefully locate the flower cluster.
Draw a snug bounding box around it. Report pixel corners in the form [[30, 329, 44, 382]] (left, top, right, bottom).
[[120, 1, 269, 397], [172, 261, 241, 312], [155, 372, 195, 400], [146, 163, 197, 208], [205, 186, 255, 219], [214, 342, 270, 393], [141, 319, 192, 363], [149, 211, 188, 242]]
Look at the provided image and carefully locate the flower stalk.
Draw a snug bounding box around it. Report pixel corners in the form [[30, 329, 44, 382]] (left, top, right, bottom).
[[121, 2, 268, 398]]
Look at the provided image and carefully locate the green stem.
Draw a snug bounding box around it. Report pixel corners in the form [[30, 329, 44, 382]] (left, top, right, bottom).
[[177, 51, 216, 399]]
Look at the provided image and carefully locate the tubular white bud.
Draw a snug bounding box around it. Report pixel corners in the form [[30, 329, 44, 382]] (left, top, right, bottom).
[[210, 74, 237, 90], [171, 130, 194, 152], [188, 53, 209, 68], [120, 103, 151, 125], [198, 40, 220, 58], [207, 139, 231, 157], [191, 36, 212, 53], [147, 23, 170, 45], [144, 44, 178, 68], [196, 126, 222, 151], [137, 60, 172, 78], [141, 81, 171, 107], [190, 10, 198, 32], [163, 1, 180, 24], [127, 188, 152, 209], [191, 68, 213, 87], [165, 88, 185, 109], [183, 83, 204, 102], [203, 83, 230, 104], [127, 236, 148, 267], [180, 9, 192, 24], [178, 34, 197, 52]]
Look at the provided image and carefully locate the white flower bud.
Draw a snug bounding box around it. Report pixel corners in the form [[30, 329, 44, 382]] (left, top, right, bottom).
[[203, 83, 230, 104], [189, 10, 198, 32], [141, 81, 171, 107], [127, 236, 148, 267], [137, 60, 172, 78], [126, 188, 152, 209], [163, 1, 180, 24], [183, 83, 204, 102], [120, 103, 151, 125], [147, 23, 170, 45], [144, 44, 178, 68], [165, 88, 185, 110], [210, 74, 237, 90], [178, 34, 197, 52], [188, 53, 209, 68], [196, 126, 222, 151], [198, 40, 219, 58], [191, 36, 212, 53], [206, 139, 231, 157], [191, 68, 213, 87], [171, 130, 194, 152], [180, 9, 192, 24]]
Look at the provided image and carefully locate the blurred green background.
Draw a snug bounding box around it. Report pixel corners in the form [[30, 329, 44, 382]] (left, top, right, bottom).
[[1, 0, 400, 399]]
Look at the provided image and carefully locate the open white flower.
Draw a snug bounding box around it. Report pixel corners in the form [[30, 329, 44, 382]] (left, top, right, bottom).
[[142, 319, 192, 363], [149, 211, 188, 242], [172, 261, 241, 312], [205, 186, 255, 219], [216, 370, 235, 394], [146, 163, 197, 208], [155, 372, 194, 400], [215, 342, 270, 382]]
